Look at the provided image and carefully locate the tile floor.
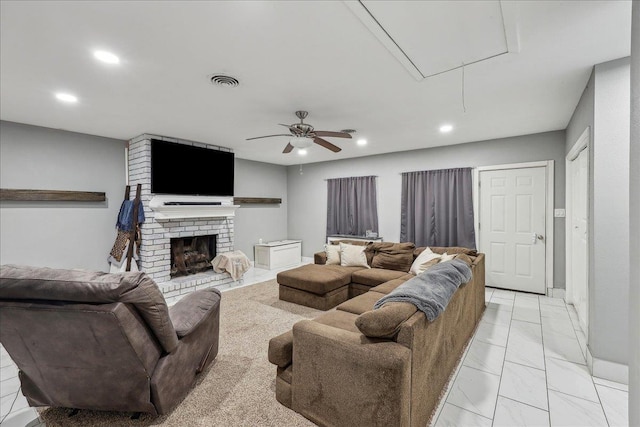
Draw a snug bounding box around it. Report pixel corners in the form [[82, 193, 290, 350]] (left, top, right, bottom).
[[0, 273, 630, 427], [431, 287, 629, 427]]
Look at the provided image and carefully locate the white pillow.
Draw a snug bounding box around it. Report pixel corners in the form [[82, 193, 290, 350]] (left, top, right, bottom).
[[439, 252, 456, 263], [410, 248, 441, 275], [339, 243, 370, 268], [324, 244, 341, 265]]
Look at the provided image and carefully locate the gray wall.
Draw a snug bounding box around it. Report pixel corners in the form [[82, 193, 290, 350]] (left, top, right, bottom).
[[287, 130, 567, 288], [0, 121, 126, 271], [234, 158, 288, 261], [567, 58, 631, 367], [629, 2, 639, 423], [592, 58, 631, 366]]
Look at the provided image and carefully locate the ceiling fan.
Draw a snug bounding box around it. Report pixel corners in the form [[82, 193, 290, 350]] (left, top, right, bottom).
[[246, 111, 352, 153]]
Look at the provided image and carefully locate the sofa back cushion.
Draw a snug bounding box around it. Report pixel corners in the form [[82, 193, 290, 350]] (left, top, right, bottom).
[[0, 265, 179, 353], [366, 242, 416, 272], [355, 302, 418, 338]]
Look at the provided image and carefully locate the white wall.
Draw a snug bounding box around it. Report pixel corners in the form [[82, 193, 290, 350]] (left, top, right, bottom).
[[590, 58, 631, 366], [628, 2, 639, 423], [0, 121, 126, 271], [287, 130, 567, 288], [234, 158, 288, 260]]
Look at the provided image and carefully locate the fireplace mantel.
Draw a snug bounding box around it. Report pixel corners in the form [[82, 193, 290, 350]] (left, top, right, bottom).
[[149, 195, 240, 220]]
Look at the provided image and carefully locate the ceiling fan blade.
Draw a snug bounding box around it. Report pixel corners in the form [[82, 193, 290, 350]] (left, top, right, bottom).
[[278, 124, 302, 135], [282, 143, 294, 153], [313, 131, 352, 139], [313, 137, 341, 153], [246, 134, 293, 141]]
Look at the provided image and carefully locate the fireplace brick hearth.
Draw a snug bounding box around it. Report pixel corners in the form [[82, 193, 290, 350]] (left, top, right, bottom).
[[127, 134, 240, 300]]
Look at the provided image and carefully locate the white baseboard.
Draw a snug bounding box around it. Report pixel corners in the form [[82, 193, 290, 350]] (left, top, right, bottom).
[[586, 346, 629, 384]]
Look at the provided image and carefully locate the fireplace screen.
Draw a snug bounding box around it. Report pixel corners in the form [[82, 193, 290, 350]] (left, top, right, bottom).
[[170, 235, 216, 278]]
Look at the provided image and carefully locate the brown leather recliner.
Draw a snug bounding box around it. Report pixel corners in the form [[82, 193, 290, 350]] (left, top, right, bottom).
[[0, 265, 221, 415]]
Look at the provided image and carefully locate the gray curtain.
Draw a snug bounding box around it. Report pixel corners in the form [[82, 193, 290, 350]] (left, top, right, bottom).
[[400, 168, 476, 249], [327, 176, 378, 236]]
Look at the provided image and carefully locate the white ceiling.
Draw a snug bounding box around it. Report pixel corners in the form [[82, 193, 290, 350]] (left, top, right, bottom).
[[0, 1, 632, 166]]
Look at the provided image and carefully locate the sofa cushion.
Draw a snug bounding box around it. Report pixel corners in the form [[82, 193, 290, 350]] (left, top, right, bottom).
[[324, 244, 341, 265], [370, 277, 412, 294], [169, 288, 221, 338], [277, 365, 293, 384], [336, 291, 386, 315], [268, 330, 293, 368], [340, 243, 370, 268], [356, 302, 418, 338], [314, 310, 361, 334], [277, 264, 364, 295], [351, 269, 408, 287], [409, 248, 442, 275], [367, 242, 416, 272], [416, 246, 478, 256]]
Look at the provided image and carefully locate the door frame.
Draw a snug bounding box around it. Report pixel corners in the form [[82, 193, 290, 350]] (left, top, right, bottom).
[[473, 161, 555, 294], [565, 127, 590, 322]]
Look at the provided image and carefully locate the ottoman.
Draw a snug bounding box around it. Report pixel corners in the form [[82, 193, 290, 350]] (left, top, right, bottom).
[[277, 264, 364, 310]]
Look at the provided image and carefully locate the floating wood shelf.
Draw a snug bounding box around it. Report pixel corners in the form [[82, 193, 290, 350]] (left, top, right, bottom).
[[233, 197, 282, 205], [0, 188, 106, 202]]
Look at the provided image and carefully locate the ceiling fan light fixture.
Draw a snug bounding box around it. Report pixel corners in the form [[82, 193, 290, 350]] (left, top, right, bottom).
[[298, 148, 308, 156], [290, 136, 313, 149]]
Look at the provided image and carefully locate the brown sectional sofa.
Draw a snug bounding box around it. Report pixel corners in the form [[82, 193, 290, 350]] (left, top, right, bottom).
[[269, 243, 485, 427]]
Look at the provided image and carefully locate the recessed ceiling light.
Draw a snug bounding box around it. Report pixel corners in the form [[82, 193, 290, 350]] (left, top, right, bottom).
[[357, 139, 367, 146], [439, 124, 453, 133], [298, 149, 308, 156], [93, 50, 120, 64], [55, 93, 78, 103]]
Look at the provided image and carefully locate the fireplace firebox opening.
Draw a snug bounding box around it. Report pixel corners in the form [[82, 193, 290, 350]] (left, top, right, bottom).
[[170, 234, 217, 278]]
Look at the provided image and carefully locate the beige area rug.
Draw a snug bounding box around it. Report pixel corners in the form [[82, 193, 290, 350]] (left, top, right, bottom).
[[39, 279, 320, 426]]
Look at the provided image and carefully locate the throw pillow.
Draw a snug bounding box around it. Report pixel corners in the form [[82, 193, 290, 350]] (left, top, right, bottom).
[[369, 242, 416, 272], [339, 243, 370, 268], [439, 252, 456, 263], [409, 248, 442, 275], [324, 244, 341, 265]]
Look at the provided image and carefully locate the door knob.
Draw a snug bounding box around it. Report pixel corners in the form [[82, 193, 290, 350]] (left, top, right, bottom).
[[537, 234, 544, 240], [532, 233, 544, 244]]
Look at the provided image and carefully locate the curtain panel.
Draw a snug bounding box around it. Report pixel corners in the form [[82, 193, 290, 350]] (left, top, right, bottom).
[[400, 167, 476, 249], [326, 176, 378, 236]]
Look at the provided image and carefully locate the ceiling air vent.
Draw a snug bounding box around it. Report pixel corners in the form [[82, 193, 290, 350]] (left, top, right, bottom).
[[210, 74, 239, 87]]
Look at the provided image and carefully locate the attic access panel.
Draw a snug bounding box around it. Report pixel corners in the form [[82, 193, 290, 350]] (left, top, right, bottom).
[[355, 0, 510, 79]]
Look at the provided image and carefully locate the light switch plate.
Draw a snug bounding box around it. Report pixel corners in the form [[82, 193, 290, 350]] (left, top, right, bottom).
[[554, 209, 566, 218]]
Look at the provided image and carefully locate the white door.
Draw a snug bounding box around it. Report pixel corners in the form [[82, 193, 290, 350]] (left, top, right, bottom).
[[479, 167, 547, 293], [570, 148, 589, 332]]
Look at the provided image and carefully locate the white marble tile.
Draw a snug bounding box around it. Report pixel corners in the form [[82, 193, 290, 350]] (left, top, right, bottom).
[[595, 384, 629, 427], [474, 320, 510, 347], [492, 289, 516, 300], [481, 307, 512, 326], [0, 407, 41, 427], [593, 376, 628, 392], [548, 390, 608, 427], [543, 331, 586, 365], [0, 352, 13, 369], [512, 306, 541, 324], [0, 376, 20, 398], [1, 393, 16, 418], [538, 295, 565, 307], [545, 357, 599, 403], [493, 396, 550, 427], [463, 340, 505, 375], [446, 366, 501, 419], [514, 293, 540, 309], [574, 328, 587, 359], [0, 365, 18, 381], [540, 304, 571, 320], [505, 321, 545, 370], [499, 361, 548, 410], [541, 316, 576, 339], [486, 298, 514, 312], [435, 403, 492, 427]]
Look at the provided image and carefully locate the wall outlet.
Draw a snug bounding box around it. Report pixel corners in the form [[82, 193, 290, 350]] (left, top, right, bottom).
[[554, 209, 566, 218]]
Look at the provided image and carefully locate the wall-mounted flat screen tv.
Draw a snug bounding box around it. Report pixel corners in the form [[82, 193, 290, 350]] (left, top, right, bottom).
[[150, 139, 234, 196]]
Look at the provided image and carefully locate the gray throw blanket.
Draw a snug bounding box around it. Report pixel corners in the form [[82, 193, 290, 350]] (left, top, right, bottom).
[[374, 259, 472, 321]]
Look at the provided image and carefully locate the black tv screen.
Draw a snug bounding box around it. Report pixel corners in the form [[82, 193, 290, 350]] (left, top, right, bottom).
[[150, 139, 234, 196]]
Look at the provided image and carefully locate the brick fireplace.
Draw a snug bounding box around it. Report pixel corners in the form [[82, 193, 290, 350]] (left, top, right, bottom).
[[127, 134, 240, 301]]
